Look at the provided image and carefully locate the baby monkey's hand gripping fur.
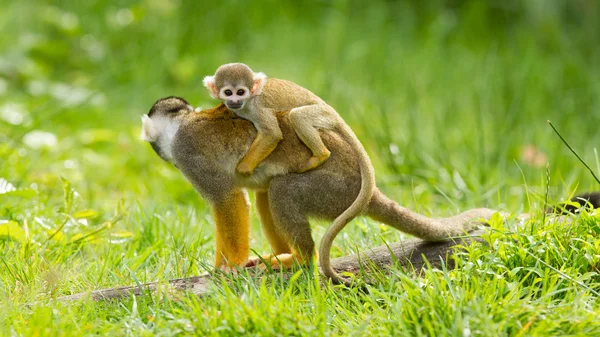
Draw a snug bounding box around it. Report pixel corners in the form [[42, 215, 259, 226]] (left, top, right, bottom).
[[203, 63, 339, 175], [142, 97, 501, 285]]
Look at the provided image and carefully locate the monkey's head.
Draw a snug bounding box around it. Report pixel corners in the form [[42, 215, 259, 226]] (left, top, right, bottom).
[[202, 63, 267, 111], [141, 96, 194, 163]]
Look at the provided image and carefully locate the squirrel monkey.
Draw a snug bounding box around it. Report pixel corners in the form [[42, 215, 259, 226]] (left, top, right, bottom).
[[142, 97, 502, 285], [203, 63, 341, 175]]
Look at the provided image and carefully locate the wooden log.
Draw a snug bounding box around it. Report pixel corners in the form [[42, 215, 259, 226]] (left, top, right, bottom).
[[57, 229, 486, 302]]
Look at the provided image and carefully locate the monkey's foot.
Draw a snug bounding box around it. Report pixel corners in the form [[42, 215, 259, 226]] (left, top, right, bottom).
[[257, 254, 297, 270], [244, 254, 276, 268], [246, 253, 308, 271], [236, 160, 256, 176], [297, 151, 331, 173]]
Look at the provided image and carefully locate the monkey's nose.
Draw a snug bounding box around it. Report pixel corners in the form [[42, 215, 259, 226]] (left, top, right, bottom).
[[227, 101, 243, 110]]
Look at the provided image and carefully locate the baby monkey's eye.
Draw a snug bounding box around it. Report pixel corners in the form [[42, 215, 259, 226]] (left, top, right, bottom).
[[224, 89, 233, 96], [237, 89, 245, 96]]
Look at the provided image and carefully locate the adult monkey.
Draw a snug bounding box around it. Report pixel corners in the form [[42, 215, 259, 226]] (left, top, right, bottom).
[[142, 97, 500, 284]]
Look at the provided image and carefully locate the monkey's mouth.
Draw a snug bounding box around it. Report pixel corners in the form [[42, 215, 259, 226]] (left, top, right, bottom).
[[226, 103, 243, 110]]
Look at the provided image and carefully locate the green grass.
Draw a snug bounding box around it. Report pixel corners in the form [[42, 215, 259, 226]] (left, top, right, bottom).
[[1, 0, 600, 335]]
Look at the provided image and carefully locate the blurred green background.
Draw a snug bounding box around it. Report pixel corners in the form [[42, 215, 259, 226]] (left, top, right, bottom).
[[1, 0, 599, 294]]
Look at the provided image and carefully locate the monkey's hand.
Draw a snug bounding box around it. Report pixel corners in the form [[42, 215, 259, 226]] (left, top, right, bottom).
[[236, 159, 256, 176]]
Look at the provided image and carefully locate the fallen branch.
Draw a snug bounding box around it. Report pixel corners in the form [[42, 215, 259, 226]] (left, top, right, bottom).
[[56, 229, 486, 302]]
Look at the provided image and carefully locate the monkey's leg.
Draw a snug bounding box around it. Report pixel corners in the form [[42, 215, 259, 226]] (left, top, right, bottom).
[[256, 180, 316, 270], [246, 191, 292, 267], [289, 104, 332, 173], [256, 191, 292, 254], [212, 190, 251, 269], [366, 189, 497, 240], [236, 111, 283, 175]]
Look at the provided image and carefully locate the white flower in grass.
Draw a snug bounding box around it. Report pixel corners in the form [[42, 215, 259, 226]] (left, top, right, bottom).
[[80, 35, 105, 61], [22, 130, 58, 149], [0, 178, 16, 194], [115, 8, 134, 26], [27, 80, 47, 96], [49, 83, 92, 107], [0, 103, 28, 125]]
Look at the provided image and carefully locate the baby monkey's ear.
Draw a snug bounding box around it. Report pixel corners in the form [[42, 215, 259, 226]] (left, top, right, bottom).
[[203, 76, 219, 99], [251, 72, 267, 95]]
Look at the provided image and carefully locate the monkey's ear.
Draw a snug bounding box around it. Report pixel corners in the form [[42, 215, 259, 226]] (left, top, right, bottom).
[[203, 76, 219, 99], [140, 115, 157, 142], [251, 72, 267, 95]]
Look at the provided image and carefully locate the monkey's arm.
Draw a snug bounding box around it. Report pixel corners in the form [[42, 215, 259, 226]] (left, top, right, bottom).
[[211, 189, 251, 268], [237, 109, 283, 175]]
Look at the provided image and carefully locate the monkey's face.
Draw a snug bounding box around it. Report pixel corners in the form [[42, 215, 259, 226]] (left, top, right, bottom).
[[203, 64, 266, 109], [218, 83, 251, 111]]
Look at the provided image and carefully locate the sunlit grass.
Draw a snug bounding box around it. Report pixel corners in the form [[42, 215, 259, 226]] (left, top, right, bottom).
[[1, 0, 599, 335]]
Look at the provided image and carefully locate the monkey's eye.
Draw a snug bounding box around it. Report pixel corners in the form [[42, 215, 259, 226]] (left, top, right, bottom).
[[224, 89, 233, 96], [237, 89, 245, 96]]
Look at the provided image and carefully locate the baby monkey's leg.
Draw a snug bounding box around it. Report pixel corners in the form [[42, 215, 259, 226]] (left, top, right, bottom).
[[289, 104, 333, 173]]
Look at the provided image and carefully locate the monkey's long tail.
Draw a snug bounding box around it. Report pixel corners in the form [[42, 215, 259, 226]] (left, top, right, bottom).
[[318, 123, 376, 286]]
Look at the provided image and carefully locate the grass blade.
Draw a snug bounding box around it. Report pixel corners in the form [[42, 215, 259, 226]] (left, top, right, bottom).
[[548, 120, 600, 185]]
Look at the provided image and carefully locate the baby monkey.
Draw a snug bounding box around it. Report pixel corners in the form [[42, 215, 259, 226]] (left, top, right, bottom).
[[203, 63, 336, 175]]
